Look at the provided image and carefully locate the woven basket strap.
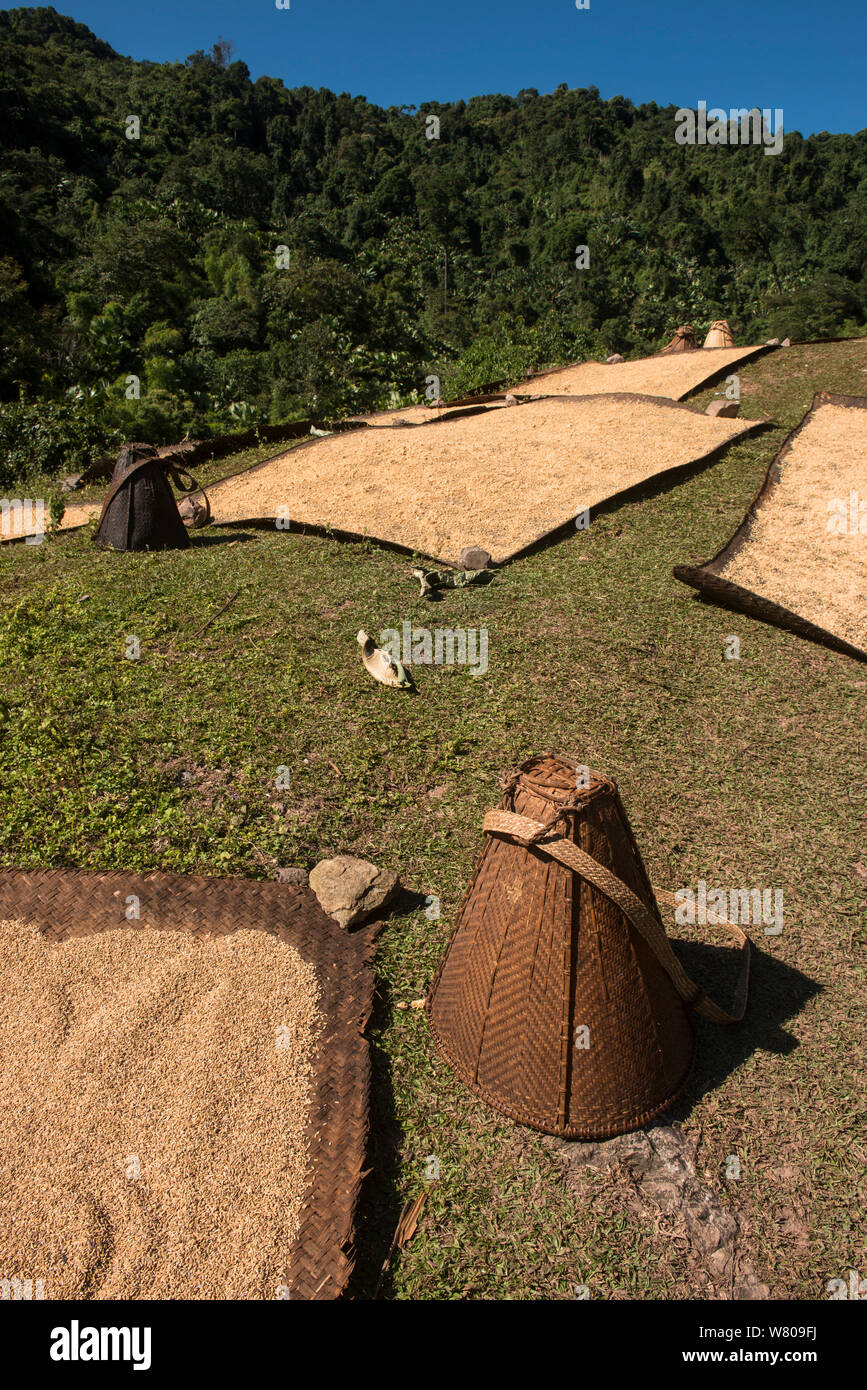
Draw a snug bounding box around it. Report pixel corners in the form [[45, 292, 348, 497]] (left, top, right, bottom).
[[483, 810, 750, 1024], [167, 464, 212, 524]]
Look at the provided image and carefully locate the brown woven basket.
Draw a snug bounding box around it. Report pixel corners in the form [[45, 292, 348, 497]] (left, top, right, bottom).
[[657, 324, 698, 354], [427, 755, 749, 1140], [703, 319, 735, 349]]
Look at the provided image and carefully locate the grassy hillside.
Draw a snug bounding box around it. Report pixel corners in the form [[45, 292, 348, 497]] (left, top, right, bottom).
[[1, 338, 864, 1298]]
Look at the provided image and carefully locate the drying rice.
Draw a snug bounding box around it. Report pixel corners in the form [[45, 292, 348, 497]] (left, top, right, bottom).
[[0, 917, 321, 1300], [351, 401, 509, 427], [513, 346, 768, 403], [201, 394, 757, 564], [0, 499, 99, 540], [720, 401, 867, 650], [1, 361, 755, 544]]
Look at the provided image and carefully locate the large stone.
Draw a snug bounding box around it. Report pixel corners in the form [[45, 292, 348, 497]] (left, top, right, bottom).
[[459, 545, 492, 571], [705, 399, 741, 418], [309, 855, 399, 928], [605, 353, 625, 364]]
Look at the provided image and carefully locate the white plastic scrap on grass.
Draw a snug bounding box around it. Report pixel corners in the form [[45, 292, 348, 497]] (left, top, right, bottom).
[[379, 623, 489, 677]]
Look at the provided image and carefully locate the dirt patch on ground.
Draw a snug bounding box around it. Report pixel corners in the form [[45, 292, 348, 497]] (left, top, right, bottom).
[[550, 1125, 771, 1299]]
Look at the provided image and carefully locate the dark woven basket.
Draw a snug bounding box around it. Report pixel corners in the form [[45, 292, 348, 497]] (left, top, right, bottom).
[[94, 443, 192, 551], [428, 755, 705, 1139]]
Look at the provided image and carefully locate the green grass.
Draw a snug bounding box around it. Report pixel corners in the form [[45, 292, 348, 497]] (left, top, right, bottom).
[[1, 340, 865, 1300]]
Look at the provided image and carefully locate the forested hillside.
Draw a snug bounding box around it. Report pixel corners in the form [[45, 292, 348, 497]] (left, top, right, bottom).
[[1, 6, 865, 480]]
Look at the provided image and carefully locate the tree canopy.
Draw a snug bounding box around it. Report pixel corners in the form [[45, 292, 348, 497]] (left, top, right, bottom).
[[1, 6, 865, 477]]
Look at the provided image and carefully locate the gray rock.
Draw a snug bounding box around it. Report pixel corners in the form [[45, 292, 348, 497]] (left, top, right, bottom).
[[60, 475, 82, 492], [275, 866, 309, 886], [606, 353, 625, 364], [705, 399, 741, 418], [765, 337, 781, 346], [309, 855, 399, 928], [459, 545, 492, 571], [781, 337, 791, 347], [178, 496, 210, 529]]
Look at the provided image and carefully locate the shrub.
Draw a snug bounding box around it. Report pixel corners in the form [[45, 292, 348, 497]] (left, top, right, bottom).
[[0, 393, 120, 488]]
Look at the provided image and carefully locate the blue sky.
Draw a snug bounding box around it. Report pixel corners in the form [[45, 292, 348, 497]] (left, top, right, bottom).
[[11, 0, 867, 135]]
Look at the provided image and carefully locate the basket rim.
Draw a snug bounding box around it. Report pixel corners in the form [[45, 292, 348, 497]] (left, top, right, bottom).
[[426, 1003, 696, 1140]]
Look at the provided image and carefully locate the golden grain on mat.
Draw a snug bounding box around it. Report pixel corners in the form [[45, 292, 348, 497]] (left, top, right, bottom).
[[513, 346, 765, 402], [202, 394, 755, 564], [0, 499, 100, 539], [5, 352, 767, 541], [352, 402, 509, 427], [721, 402, 867, 648], [60, 501, 101, 528], [0, 918, 321, 1300], [350, 403, 447, 426]]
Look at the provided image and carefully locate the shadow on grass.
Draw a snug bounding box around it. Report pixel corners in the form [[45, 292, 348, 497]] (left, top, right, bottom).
[[502, 422, 776, 569], [346, 889, 432, 1299], [347, 917, 818, 1297], [345, 967, 404, 1301], [667, 937, 821, 1119]]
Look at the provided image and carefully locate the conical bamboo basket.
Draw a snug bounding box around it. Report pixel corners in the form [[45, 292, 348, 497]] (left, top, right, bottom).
[[427, 755, 749, 1139], [657, 324, 697, 354], [703, 320, 735, 349], [94, 443, 192, 552]]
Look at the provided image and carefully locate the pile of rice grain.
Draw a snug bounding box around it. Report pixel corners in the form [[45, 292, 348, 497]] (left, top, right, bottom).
[[202, 393, 755, 564], [0, 917, 321, 1300], [513, 346, 766, 402], [720, 402, 867, 650], [351, 401, 508, 427]]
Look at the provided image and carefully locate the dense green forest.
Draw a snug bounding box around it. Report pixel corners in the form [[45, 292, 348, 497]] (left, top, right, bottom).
[[1, 6, 865, 482]]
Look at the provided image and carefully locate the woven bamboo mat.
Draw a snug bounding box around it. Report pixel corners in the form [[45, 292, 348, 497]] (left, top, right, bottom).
[[4, 386, 769, 558], [184, 393, 766, 566], [347, 400, 508, 427], [0, 867, 379, 1300], [675, 392, 867, 662], [512, 345, 776, 403]]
